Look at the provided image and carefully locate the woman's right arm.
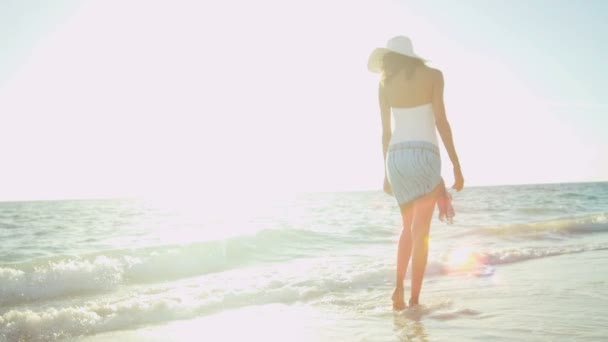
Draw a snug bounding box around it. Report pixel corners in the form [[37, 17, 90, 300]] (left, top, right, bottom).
[[431, 69, 464, 191], [379, 84, 393, 195], [379, 84, 391, 163]]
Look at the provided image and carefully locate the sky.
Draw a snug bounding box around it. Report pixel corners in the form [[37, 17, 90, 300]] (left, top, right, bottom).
[[0, 0, 606, 201]]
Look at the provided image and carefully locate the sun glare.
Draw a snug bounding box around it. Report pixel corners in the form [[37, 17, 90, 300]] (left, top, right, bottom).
[[148, 303, 319, 342], [447, 246, 473, 266], [446, 246, 478, 270], [444, 245, 495, 277]]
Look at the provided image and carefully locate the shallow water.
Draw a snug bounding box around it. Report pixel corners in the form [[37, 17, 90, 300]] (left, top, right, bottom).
[[1, 182, 607, 341]]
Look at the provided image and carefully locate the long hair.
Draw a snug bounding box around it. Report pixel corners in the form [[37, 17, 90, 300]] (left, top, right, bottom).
[[380, 52, 425, 85]]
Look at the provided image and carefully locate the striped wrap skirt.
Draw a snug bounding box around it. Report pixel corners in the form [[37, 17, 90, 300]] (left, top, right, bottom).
[[386, 141, 442, 207]]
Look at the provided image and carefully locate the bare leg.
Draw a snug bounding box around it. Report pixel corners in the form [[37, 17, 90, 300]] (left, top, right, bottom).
[[410, 186, 440, 305], [392, 204, 414, 310]]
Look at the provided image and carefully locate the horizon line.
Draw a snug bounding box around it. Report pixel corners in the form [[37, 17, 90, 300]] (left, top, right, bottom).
[[1, 179, 606, 204]]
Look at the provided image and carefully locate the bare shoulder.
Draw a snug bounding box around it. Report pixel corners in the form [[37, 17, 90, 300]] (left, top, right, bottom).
[[426, 67, 444, 82]]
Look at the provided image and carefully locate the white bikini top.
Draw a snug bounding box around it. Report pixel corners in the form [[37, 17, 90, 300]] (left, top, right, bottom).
[[389, 103, 438, 146]]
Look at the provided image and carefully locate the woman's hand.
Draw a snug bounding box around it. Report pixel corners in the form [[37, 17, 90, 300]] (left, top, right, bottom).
[[452, 167, 464, 191], [384, 177, 393, 196]]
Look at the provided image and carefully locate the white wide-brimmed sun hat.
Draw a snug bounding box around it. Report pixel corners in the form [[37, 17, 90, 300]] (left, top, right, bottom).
[[367, 36, 427, 73]]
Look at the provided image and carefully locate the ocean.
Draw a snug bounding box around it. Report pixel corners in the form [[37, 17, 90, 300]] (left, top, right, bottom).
[[1, 182, 607, 341]]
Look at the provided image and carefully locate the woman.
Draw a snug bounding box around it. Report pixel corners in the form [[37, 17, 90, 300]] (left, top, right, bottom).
[[368, 36, 464, 310]]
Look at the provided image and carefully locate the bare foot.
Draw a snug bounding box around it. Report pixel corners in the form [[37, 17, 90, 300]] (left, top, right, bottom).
[[392, 287, 406, 310], [408, 298, 419, 307]]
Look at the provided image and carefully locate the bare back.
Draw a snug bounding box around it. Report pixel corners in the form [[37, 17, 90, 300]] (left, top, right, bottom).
[[379, 63, 461, 192], [381, 66, 436, 108]]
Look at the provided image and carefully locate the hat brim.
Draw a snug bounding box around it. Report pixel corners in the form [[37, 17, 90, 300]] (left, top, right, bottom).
[[367, 48, 427, 73]]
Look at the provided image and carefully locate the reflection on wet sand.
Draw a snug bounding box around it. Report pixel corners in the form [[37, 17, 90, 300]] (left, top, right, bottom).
[[393, 310, 429, 342]]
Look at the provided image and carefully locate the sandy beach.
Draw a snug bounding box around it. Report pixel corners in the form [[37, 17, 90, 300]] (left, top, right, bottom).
[[80, 248, 608, 342]]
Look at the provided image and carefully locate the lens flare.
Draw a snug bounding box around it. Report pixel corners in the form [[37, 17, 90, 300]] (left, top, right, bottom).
[[444, 245, 490, 276], [447, 246, 475, 267]]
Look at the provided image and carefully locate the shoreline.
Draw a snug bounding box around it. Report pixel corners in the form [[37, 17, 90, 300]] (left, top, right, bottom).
[[79, 249, 608, 342]]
